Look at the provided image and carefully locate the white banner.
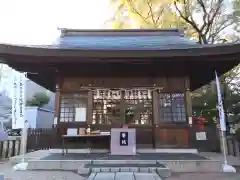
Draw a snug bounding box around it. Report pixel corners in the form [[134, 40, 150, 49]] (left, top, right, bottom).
[[12, 72, 26, 129], [215, 71, 226, 131]]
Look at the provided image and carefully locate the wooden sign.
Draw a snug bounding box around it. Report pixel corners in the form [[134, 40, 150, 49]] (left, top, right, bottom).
[[62, 77, 166, 91], [120, 132, 128, 146]]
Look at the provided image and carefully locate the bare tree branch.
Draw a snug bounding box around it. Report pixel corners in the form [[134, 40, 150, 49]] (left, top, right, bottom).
[[146, 0, 157, 27], [196, 0, 208, 32], [127, 0, 150, 25], [155, 6, 165, 27], [203, 0, 224, 36], [173, 1, 200, 33]]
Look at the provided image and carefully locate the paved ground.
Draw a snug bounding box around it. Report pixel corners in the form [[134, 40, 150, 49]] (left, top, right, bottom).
[[4, 171, 87, 180], [2, 161, 240, 180], [168, 172, 240, 180], [0, 162, 86, 180], [199, 152, 240, 166]]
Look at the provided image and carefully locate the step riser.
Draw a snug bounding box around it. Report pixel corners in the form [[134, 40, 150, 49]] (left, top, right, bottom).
[[87, 172, 164, 180], [82, 167, 171, 178]]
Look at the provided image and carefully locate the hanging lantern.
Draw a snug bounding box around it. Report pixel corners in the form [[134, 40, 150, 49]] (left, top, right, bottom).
[[195, 117, 206, 129]]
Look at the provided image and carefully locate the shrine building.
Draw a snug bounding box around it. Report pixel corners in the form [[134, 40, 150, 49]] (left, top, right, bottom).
[[0, 28, 239, 149]]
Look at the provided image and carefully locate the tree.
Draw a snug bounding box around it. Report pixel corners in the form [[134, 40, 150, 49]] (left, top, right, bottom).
[[110, 0, 240, 134], [233, 0, 240, 37], [110, 0, 240, 44], [109, 0, 178, 29], [192, 65, 240, 130], [26, 92, 50, 107], [174, 0, 240, 44]]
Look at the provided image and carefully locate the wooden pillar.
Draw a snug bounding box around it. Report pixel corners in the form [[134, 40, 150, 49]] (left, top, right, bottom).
[[152, 90, 159, 125], [120, 90, 125, 125], [152, 90, 159, 148], [87, 91, 93, 124], [55, 72, 62, 124], [184, 76, 192, 119], [184, 77, 191, 147]]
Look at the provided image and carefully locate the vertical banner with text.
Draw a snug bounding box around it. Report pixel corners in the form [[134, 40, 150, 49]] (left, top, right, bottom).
[[215, 71, 226, 132], [12, 72, 26, 129]]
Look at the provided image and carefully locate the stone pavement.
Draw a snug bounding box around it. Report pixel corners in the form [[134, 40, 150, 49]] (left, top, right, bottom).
[[0, 162, 86, 180], [168, 172, 240, 180], [2, 161, 240, 180], [199, 152, 240, 166]]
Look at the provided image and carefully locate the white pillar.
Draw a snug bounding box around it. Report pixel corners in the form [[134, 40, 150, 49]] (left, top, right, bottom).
[[0, 173, 4, 180]]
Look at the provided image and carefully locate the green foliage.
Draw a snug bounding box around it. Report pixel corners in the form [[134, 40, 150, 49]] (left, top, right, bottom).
[[26, 92, 50, 107], [192, 65, 240, 128]]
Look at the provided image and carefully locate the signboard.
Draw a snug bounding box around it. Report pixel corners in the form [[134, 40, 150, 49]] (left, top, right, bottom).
[[67, 128, 78, 136], [111, 128, 136, 155], [75, 107, 86, 122], [196, 132, 207, 141], [120, 132, 128, 146], [12, 73, 26, 129]]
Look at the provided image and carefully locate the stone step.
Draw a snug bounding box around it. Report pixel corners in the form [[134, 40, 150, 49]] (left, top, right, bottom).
[[78, 164, 170, 178], [87, 172, 163, 180]]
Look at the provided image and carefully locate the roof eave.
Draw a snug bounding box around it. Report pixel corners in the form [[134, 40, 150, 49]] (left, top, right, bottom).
[[0, 43, 240, 60]]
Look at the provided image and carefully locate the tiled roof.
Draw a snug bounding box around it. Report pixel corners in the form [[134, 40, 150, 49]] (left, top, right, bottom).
[[58, 29, 200, 50]]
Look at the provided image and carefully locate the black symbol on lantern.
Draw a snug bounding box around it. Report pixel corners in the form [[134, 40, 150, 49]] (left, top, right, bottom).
[[120, 132, 128, 146]]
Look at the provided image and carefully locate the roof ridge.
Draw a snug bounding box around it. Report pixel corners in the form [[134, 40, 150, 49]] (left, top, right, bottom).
[[59, 28, 184, 37]]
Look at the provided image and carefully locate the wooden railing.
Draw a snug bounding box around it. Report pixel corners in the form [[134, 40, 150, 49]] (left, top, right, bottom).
[[27, 128, 55, 151], [0, 136, 21, 159], [0, 128, 55, 159]]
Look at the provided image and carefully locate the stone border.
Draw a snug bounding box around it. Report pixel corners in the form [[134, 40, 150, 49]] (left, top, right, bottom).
[[92, 160, 157, 165], [157, 160, 222, 172], [49, 148, 198, 154], [27, 160, 92, 170]]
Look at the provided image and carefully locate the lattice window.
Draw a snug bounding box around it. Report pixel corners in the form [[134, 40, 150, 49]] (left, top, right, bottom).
[[92, 90, 121, 124], [159, 93, 186, 122], [59, 93, 87, 122], [124, 90, 152, 125]]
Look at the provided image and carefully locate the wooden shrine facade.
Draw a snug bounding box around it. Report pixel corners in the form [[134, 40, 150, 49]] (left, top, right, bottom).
[[54, 75, 191, 148]]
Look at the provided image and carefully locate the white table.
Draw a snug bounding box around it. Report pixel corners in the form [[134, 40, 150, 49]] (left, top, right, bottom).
[[61, 132, 111, 155]]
